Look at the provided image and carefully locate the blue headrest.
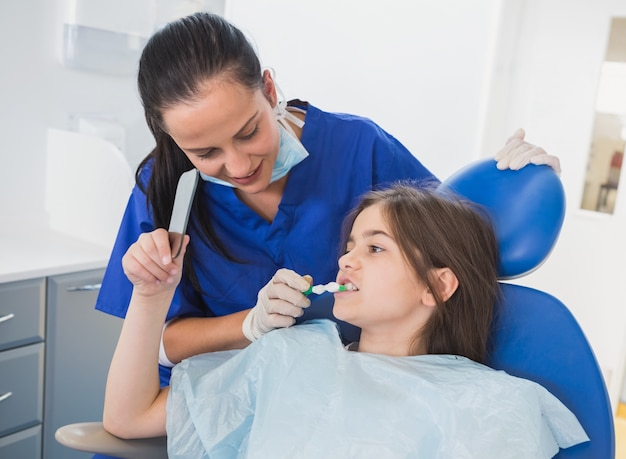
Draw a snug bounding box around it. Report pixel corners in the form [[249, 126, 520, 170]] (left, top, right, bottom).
[[439, 159, 565, 279]]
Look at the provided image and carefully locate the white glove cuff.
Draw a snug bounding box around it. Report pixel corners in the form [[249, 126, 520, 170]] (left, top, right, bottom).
[[158, 319, 176, 368], [242, 309, 261, 342]]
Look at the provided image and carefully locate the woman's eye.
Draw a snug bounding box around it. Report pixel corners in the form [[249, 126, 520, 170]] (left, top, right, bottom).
[[189, 147, 218, 160], [197, 150, 216, 160], [239, 126, 259, 141]]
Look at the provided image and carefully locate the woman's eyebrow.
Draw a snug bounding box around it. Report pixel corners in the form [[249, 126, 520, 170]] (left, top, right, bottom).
[[233, 111, 259, 137]]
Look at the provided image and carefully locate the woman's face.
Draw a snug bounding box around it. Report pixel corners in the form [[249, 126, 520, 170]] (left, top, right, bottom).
[[333, 203, 432, 335], [161, 75, 279, 194]]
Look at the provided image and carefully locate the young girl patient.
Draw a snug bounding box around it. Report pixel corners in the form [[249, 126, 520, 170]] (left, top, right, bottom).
[[103, 184, 588, 458]]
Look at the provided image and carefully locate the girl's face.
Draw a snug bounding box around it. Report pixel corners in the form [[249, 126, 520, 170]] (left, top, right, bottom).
[[333, 204, 434, 341], [161, 73, 280, 194]]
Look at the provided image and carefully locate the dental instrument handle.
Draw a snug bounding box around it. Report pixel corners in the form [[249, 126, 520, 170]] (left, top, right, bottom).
[[303, 282, 348, 296]]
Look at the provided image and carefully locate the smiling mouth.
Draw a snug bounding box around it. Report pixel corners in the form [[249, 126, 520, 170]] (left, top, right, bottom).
[[230, 164, 262, 184], [236, 169, 257, 179]]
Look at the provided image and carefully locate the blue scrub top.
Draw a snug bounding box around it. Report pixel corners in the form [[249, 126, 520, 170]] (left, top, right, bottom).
[[96, 102, 437, 383]]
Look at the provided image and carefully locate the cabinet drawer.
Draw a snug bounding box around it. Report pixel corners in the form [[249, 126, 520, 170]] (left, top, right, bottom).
[[0, 278, 45, 351], [0, 425, 41, 459], [0, 343, 44, 438]]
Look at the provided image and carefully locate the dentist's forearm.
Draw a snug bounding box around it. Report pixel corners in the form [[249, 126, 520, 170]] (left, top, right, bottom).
[[162, 310, 251, 363]]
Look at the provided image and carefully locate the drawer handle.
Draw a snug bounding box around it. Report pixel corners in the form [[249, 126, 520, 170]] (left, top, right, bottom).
[[0, 392, 12, 403], [0, 313, 15, 324], [66, 283, 102, 292]]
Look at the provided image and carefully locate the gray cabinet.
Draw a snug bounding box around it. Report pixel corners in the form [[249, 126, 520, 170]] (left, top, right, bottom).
[[43, 269, 122, 459], [0, 278, 45, 457], [0, 425, 42, 458], [0, 269, 123, 459]]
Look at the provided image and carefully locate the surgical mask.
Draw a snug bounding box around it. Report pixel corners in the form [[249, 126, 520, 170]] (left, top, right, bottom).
[[201, 90, 309, 188], [271, 121, 309, 182]]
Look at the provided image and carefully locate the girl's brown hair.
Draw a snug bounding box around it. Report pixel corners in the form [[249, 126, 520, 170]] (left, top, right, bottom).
[[340, 183, 500, 363]]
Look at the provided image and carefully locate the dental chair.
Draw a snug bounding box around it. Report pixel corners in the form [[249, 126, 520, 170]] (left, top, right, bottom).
[[55, 159, 615, 458]]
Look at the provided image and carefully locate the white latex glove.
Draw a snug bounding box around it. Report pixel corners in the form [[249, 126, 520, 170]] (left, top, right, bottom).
[[494, 128, 561, 175], [242, 268, 312, 341]]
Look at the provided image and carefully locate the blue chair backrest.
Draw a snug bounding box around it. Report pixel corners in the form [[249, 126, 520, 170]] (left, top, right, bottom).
[[440, 159, 614, 459]]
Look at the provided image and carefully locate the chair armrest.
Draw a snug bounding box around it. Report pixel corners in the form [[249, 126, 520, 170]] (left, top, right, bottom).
[[55, 422, 168, 459]]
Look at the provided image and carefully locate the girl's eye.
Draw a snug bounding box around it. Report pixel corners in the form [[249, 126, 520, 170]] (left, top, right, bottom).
[[369, 245, 383, 254], [239, 126, 259, 141]]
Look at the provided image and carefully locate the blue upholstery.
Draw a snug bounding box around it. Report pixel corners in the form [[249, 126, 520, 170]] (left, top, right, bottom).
[[440, 158, 566, 279], [441, 159, 614, 459], [490, 284, 614, 459]]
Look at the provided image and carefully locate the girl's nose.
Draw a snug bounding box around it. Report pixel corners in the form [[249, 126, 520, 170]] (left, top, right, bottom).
[[338, 250, 358, 271]]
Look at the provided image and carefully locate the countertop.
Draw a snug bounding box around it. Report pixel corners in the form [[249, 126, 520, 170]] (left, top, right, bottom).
[[0, 216, 112, 284]]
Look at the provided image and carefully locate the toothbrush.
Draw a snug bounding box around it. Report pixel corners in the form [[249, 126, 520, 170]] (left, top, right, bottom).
[[303, 282, 352, 296]]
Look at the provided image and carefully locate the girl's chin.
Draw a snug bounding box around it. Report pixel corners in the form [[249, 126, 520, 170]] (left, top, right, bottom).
[[332, 305, 356, 324]]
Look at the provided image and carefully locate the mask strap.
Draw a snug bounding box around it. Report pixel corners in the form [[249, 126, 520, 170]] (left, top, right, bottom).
[[265, 67, 304, 138]]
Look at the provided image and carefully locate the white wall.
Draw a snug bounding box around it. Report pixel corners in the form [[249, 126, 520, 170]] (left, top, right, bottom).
[[227, 0, 502, 180], [0, 1, 152, 220]]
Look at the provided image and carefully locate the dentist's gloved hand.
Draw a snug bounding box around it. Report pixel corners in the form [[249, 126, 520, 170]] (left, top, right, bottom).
[[495, 128, 561, 175], [242, 268, 312, 342]]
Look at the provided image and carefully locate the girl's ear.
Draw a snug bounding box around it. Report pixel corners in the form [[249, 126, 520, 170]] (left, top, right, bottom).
[[262, 69, 278, 107], [422, 268, 459, 307]]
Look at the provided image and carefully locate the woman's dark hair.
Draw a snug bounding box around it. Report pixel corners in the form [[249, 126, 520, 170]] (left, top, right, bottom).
[[135, 12, 264, 292], [340, 184, 501, 363]]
